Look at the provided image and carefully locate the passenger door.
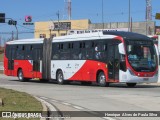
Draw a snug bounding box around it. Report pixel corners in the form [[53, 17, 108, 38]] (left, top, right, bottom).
[[108, 43, 120, 81], [32, 49, 41, 78], [8, 47, 15, 76]]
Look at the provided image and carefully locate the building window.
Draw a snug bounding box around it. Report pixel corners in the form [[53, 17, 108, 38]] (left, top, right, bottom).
[[40, 34, 46, 38], [61, 33, 66, 36], [51, 34, 56, 38]]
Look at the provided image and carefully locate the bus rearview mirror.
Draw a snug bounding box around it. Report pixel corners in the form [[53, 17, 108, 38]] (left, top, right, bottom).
[[118, 43, 125, 54]]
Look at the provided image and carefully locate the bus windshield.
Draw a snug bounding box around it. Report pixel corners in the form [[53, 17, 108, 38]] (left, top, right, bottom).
[[126, 40, 157, 72]]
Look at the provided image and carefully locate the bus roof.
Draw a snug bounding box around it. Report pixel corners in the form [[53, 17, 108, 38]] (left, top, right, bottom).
[[53, 31, 151, 42], [103, 31, 151, 40], [6, 38, 44, 45], [6, 31, 151, 45], [52, 31, 117, 42]]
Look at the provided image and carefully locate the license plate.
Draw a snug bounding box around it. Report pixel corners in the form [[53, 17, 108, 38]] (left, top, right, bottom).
[[143, 78, 149, 81]]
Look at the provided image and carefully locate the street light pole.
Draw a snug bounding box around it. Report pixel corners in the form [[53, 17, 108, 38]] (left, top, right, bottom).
[[128, 0, 131, 32], [102, 0, 104, 29], [56, 11, 60, 36], [8, 18, 18, 40], [15, 25, 18, 40]]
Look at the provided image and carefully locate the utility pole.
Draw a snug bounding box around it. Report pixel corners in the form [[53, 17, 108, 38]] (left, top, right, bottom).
[[68, 0, 71, 20], [56, 11, 60, 36], [12, 31, 14, 40], [15, 24, 18, 40], [146, 0, 152, 35], [8, 19, 18, 40], [102, 0, 104, 29], [128, 0, 131, 32]]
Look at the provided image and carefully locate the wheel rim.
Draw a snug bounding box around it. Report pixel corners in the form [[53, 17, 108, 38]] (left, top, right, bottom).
[[58, 73, 63, 83], [99, 74, 106, 84], [18, 71, 23, 80]]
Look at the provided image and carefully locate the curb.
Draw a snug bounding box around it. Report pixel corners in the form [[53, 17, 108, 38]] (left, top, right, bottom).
[[35, 97, 60, 120], [35, 97, 49, 120], [0, 98, 3, 106]]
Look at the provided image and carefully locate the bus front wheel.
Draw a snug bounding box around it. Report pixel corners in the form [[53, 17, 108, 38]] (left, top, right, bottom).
[[57, 71, 64, 85], [97, 72, 109, 87]]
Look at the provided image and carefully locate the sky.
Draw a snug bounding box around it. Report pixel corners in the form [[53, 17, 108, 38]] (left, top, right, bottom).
[[0, 0, 160, 42]]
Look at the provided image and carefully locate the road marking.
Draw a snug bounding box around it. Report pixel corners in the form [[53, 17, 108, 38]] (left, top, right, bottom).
[[51, 100, 58, 102], [72, 105, 84, 110], [40, 97, 48, 100], [0, 84, 21, 86], [102, 117, 116, 120], [61, 102, 71, 106]]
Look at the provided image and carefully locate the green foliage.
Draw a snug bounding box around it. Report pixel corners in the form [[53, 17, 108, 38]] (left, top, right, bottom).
[[0, 88, 42, 120]]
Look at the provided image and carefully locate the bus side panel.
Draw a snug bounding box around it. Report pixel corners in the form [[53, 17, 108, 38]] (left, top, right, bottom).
[[14, 60, 33, 78], [51, 60, 86, 80], [4, 57, 42, 79], [4, 56, 10, 76], [69, 60, 108, 82], [14, 60, 42, 79], [4, 54, 15, 76]]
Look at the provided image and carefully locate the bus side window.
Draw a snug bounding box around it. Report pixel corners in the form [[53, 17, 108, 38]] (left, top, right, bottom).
[[79, 42, 85, 59], [94, 43, 101, 59], [71, 42, 80, 60], [6, 45, 10, 59], [10, 45, 15, 60], [85, 41, 93, 59], [25, 45, 33, 60], [52, 44, 60, 60], [16, 45, 25, 60], [100, 44, 108, 61], [60, 43, 70, 60]]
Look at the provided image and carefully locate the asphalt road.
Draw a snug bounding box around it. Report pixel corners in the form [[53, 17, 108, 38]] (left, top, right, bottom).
[[0, 74, 160, 120], [0, 62, 3, 70]]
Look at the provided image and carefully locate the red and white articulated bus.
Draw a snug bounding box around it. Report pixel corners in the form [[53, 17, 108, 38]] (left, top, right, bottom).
[[4, 31, 159, 87]]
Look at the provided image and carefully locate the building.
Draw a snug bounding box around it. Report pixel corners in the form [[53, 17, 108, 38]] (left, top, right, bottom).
[[89, 21, 156, 35], [34, 19, 91, 38], [35, 19, 156, 38]]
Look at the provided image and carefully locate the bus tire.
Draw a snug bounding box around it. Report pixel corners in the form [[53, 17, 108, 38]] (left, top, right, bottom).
[[126, 83, 137, 87], [98, 72, 109, 87], [57, 70, 64, 85], [18, 69, 26, 82]]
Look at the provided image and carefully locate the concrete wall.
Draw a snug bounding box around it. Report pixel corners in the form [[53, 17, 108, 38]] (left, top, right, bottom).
[[89, 21, 156, 35]]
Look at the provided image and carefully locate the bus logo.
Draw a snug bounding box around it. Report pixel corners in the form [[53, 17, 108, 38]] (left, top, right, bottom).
[[25, 16, 32, 22]]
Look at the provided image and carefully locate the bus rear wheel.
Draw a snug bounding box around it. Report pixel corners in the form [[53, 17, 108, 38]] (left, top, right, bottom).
[[57, 71, 64, 85], [97, 72, 109, 87], [126, 83, 137, 87], [18, 69, 28, 82]]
